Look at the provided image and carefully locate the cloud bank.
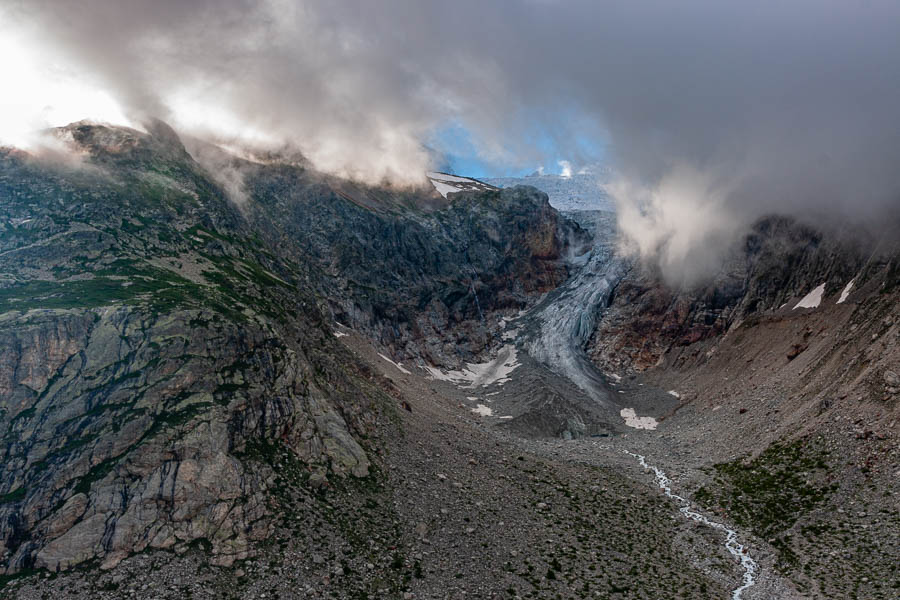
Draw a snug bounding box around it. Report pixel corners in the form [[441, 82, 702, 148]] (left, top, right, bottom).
[[4, 0, 900, 280]]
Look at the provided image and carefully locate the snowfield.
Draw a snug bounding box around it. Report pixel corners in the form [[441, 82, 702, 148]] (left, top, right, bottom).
[[426, 172, 497, 198], [424, 345, 519, 388], [837, 279, 855, 304], [471, 404, 493, 417], [486, 169, 614, 212], [378, 353, 412, 375]]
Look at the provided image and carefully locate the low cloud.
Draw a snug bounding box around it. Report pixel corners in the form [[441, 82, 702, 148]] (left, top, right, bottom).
[[3, 1, 900, 278], [611, 165, 746, 287]]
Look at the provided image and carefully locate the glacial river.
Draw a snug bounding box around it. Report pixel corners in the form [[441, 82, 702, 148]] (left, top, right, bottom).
[[624, 450, 758, 599]]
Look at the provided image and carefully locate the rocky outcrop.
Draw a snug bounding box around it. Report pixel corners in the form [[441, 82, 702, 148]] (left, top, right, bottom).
[[0, 304, 375, 573], [0, 125, 376, 574], [245, 166, 589, 365]]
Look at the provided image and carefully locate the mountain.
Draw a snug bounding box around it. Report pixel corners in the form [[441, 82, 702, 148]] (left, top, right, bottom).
[[0, 122, 585, 581], [0, 121, 897, 599], [586, 217, 900, 597]]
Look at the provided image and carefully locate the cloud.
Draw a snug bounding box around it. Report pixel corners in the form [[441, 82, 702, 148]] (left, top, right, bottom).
[[4, 0, 900, 275], [611, 165, 745, 287]]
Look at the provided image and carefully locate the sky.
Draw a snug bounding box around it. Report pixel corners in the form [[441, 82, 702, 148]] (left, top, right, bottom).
[[428, 120, 606, 179], [2, 0, 899, 284]]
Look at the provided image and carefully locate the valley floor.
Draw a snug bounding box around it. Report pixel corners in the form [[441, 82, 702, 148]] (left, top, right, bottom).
[[4, 329, 805, 600]]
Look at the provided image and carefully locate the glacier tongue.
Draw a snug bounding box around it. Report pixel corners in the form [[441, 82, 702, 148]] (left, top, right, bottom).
[[522, 212, 625, 405]]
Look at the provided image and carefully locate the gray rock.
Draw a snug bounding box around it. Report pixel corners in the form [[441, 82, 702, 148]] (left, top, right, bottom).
[[308, 471, 328, 489]]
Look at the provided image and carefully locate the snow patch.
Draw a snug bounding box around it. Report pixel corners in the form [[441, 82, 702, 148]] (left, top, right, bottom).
[[793, 283, 826, 309], [471, 404, 493, 417], [424, 345, 519, 388], [429, 180, 460, 198], [426, 171, 471, 183], [501, 327, 520, 341], [620, 408, 659, 430], [837, 279, 854, 304], [426, 172, 496, 198], [377, 353, 411, 375]]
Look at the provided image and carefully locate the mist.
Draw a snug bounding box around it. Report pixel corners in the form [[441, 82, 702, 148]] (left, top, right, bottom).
[[4, 0, 900, 281]]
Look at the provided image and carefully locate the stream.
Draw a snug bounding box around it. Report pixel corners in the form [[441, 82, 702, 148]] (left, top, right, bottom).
[[624, 450, 758, 599]]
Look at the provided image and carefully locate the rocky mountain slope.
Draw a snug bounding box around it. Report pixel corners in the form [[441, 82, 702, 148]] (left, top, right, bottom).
[[0, 121, 583, 581], [587, 217, 900, 598], [243, 160, 587, 366], [1, 119, 896, 600]]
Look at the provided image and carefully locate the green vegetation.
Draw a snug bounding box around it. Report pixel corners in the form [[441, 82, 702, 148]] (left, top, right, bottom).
[[72, 457, 120, 496], [694, 437, 840, 584], [706, 438, 835, 539], [0, 486, 26, 505]]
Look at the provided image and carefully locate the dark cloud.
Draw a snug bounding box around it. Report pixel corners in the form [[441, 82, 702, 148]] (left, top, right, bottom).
[[8, 0, 900, 279]]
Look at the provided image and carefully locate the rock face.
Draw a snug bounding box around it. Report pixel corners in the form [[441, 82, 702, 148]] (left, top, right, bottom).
[[246, 166, 588, 365], [0, 123, 582, 574], [589, 216, 892, 373], [0, 307, 371, 573]]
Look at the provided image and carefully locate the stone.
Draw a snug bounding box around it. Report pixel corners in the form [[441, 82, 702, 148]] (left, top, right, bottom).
[[309, 472, 328, 490]]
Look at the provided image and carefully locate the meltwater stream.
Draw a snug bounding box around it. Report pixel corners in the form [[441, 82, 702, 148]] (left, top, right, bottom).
[[624, 450, 758, 599]]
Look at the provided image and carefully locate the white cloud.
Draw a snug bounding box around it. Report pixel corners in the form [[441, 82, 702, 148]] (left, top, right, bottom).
[[612, 164, 745, 286], [0, 13, 132, 149]]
